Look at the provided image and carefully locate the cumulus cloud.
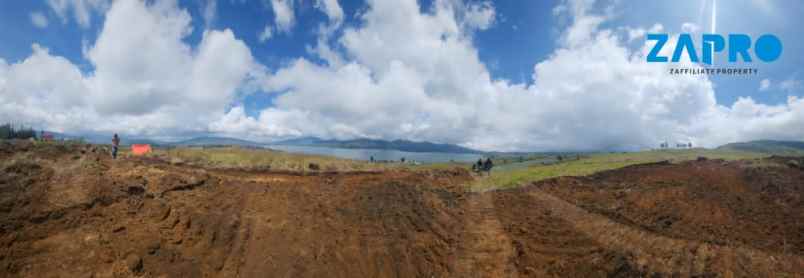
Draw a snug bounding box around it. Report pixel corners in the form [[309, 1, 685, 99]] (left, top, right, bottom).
[[696, 96, 804, 144], [47, 0, 110, 28], [1, 0, 256, 137], [218, 0, 707, 150], [214, 0, 802, 151], [209, 106, 302, 139], [30, 12, 49, 28], [559, 0, 606, 48], [2, 0, 802, 151], [0, 44, 91, 132]]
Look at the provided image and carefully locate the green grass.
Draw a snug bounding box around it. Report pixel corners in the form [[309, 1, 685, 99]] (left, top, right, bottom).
[[469, 149, 768, 192], [128, 146, 770, 187], [140, 146, 387, 172]]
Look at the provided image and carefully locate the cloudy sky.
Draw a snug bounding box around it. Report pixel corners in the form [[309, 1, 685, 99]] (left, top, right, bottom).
[[0, 0, 802, 151]]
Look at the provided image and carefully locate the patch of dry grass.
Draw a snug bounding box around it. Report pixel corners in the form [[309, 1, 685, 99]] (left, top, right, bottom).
[[138, 146, 387, 172]]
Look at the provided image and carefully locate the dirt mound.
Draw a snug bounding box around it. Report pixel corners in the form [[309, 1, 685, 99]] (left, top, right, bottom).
[[535, 159, 804, 257], [1, 144, 802, 277]]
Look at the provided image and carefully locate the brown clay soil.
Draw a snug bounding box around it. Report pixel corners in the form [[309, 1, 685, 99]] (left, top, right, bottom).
[[1, 141, 802, 277]]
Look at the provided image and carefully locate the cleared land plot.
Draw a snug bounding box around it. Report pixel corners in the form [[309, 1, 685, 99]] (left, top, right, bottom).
[[1, 141, 801, 277]]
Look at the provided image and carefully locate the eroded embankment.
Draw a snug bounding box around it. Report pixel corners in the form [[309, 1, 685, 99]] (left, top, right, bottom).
[[1, 141, 802, 277]]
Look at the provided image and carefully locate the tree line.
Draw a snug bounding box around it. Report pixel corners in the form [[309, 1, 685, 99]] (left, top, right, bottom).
[[0, 123, 37, 140]]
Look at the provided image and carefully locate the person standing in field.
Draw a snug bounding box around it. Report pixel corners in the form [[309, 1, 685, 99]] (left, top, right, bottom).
[[112, 134, 120, 159]]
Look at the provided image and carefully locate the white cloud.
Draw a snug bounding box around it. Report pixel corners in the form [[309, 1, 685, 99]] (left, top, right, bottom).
[[698, 96, 804, 144], [202, 0, 217, 27], [46, 0, 110, 28], [626, 23, 662, 42], [315, 0, 344, 23], [30, 12, 49, 28], [209, 106, 302, 138], [564, 15, 604, 47], [213, 0, 801, 151], [759, 78, 771, 91], [258, 25, 273, 43], [270, 0, 295, 33], [0, 45, 91, 131], [462, 2, 495, 30], [1, 0, 256, 136], [757, 77, 801, 94], [3, 0, 803, 151], [218, 0, 709, 150]]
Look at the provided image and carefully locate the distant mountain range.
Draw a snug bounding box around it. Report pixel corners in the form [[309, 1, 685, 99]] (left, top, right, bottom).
[[43, 132, 804, 155], [272, 137, 483, 154], [47, 132, 482, 154], [717, 140, 804, 154], [171, 136, 265, 148]]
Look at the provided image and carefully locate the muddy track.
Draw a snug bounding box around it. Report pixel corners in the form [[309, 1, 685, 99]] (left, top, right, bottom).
[[454, 192, 518, 277], [525, 188, 804, 276]]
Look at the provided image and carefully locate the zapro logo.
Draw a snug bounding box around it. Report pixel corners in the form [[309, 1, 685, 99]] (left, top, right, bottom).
[[647, 34, 782, 65]]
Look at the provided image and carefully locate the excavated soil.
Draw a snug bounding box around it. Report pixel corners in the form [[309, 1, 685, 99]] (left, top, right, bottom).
[[0, 141, 802, 277]]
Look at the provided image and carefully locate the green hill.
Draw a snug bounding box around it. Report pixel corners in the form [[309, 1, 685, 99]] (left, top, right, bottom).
[[717, 140, 804, 155]]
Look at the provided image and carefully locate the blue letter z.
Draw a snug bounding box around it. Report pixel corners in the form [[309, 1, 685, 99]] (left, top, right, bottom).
[[647, 34, 668, 62]]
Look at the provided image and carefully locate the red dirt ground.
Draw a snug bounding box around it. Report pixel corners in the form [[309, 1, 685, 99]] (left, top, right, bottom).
[[0, 141, 802, 277]]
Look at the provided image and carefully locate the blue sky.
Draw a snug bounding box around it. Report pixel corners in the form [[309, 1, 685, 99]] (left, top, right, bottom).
[[3, 0, 800, 105], [0, 0, 802, 151]]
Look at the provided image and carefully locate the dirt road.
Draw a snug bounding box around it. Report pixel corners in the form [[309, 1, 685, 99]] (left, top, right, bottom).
[[1, 141, 802, 277]]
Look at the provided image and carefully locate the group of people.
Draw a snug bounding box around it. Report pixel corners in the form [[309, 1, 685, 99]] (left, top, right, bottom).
[[472, 158, 494, 176]]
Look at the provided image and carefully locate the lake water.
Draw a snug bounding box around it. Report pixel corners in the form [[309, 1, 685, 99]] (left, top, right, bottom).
[[268, 145, 484, 163]]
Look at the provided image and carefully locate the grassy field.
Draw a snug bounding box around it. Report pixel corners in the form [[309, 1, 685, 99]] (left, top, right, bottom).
[[469, 148, 769, 192], [136, 146, 387, 172], [117, 145, 773, 188]]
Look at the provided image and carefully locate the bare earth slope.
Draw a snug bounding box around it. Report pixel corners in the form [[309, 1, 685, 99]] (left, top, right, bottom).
[[0, 141, 802, 277]]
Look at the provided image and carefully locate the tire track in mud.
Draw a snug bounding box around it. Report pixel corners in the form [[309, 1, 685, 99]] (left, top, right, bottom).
[[526, 188, 804, 277], [454, 192, 518, 277], [6, 141, 803, 277]]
